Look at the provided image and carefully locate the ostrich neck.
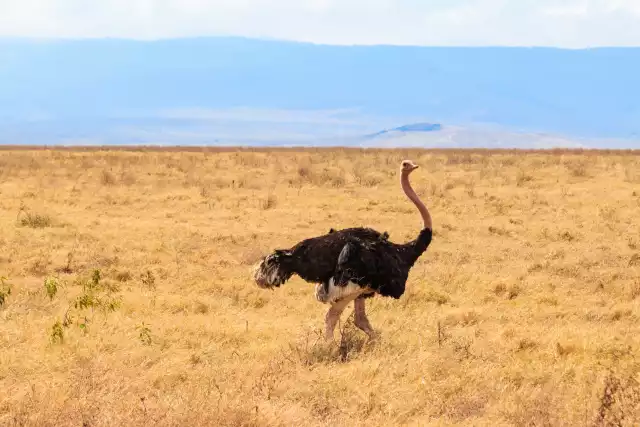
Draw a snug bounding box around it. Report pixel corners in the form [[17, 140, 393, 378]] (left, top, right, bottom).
[[401, 171, 430, 230]]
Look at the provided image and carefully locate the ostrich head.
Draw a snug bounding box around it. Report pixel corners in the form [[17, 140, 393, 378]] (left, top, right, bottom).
[[401, 160, 419, 173], [253, 250, 294, 289]]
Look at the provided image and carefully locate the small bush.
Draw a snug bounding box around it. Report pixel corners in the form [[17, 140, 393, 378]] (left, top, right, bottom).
[[260, 193, 277, 210], [194, 301, 209, 315], [566, 160, 588, 177], [297, 166, 311, 180], [50, 321, 64, 344], [137, 322, 152, 346], [515, 169, 533, 186], [358, 175, 383, 187], [0, 276, 11, 308], [18, 212, 53, 228], [425, 289, 450, 306], [101, 170, 117, 185], [61, 249, 75, 274], [44, 276, 59, 300], [516, 338, 538, 352], [200, 185, 212, 198], [140, 270, 156, 290], [73, 269, 122, 314], [116, 270, 133, 282], [45, 269, 124, 344], [555, 342, 576, 357]]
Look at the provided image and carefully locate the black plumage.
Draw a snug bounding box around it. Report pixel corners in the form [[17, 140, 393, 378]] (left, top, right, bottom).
[[255, 226, 430, 299], [331, 227, 432, 299], [253, 159, 433, 340], [256, 228, 378, 285]]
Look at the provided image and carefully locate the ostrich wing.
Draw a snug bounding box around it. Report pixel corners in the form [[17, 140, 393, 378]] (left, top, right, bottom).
[[254, 227, 390, 289], [332, 239, 411, 299], [286, 227, 388, 284]]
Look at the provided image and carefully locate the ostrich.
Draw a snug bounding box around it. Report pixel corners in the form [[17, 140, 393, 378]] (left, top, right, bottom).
[[253, 160, 433, 340]]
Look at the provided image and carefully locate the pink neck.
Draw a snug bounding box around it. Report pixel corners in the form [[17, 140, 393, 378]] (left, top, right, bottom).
[[401, 171, 430, 229]]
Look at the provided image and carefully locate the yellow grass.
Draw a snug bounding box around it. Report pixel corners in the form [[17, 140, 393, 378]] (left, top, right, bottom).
[[1, 147, 640, 426]]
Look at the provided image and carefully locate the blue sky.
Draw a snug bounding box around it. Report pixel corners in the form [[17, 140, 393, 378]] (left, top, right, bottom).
[[1, 0, 640, 47]]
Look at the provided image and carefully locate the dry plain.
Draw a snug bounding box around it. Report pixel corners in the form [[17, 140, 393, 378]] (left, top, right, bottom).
[[0, 147, 639, 426]]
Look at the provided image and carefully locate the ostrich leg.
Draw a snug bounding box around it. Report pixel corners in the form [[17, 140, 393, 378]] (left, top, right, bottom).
[[354, 297, 376, 339], [325, 294, 359, 341]]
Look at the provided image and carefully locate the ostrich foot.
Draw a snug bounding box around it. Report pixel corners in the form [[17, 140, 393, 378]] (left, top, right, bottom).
[[354, 297, 378, 341], [355, 321, 378, 341]]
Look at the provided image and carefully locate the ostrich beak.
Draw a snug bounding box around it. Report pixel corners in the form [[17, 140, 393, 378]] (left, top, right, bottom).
[[402, 160, 419, 171]]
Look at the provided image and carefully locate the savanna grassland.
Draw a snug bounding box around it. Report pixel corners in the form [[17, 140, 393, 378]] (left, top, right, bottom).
[[1, 147, 640, 427]]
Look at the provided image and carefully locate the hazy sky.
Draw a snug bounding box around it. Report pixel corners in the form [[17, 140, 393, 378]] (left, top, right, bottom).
[[1, 0, 640, 47]]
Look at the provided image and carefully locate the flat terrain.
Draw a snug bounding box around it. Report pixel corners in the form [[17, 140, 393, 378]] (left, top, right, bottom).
[[1, 147, 639, 426]]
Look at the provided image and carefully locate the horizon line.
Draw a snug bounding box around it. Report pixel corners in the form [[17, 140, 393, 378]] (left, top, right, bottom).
[[2, 144, 640, 154], [2, 34, 639, 50]]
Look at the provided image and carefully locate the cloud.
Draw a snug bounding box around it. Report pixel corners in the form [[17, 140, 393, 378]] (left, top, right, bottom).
[[0, 0, 639, 47]]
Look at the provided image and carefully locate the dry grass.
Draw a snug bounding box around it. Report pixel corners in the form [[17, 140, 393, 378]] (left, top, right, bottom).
[[1, 147, 640, 426]]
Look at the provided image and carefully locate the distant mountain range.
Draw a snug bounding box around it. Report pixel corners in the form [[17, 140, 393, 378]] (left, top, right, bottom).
[[366, 123, 443, 138], [0, 37, 639, 148], [337, 123, 591, 149]]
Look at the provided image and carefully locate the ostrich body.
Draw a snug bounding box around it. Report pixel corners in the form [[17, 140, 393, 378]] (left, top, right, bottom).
[[254, 160, 433, 340]]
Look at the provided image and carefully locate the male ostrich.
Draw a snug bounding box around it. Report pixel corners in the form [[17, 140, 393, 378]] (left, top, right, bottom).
[[254, 160, 433, 340]]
